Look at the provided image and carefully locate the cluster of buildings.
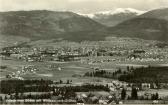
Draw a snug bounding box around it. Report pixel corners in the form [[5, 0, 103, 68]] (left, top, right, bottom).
[[6, 65, 38, 80], [0, 43, 168, 63]]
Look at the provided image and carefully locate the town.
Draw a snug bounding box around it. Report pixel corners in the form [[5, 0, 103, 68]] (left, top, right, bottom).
[[0, 0, 168, 104], [0, 39, 168, 104]]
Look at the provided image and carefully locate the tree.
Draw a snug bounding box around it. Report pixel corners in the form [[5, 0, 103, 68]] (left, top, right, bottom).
[[121, 88, 126, 100], [151, 94, 155, 100], [106, 84, 109, 88], [0, 96, 2, 101], [60, 80, 63, 84], [152, 92, 159, 100], [131, 88, 138, 100], [131, 66, 134, 70], [155, 92, 159, 100], [67, 80, 70, 84], [118, 68, 122, 74], [4, 95, 7, 100], [127, 66, 130, 71], [15, 92, 19, 99]]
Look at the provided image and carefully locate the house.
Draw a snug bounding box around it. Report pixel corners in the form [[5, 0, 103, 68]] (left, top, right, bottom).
[[99, 96, 109, 104], [77, 99, 85, 105], [141, 83, 151, 90], [10, 54, 22, 59], [153, 100, 159, 104], [119, 101, 123, 104], [99, 99, 108, 104]]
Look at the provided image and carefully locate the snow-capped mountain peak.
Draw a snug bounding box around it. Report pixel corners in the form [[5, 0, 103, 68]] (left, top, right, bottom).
[[77, 13, 95, 18], [78, 8, 146, 18], [97, 8, 146, 15]]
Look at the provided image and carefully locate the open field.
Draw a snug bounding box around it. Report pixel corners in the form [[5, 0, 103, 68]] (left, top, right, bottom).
[[1, 57, 168, 82]]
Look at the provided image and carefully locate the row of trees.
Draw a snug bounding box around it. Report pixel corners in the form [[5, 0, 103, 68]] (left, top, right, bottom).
[[0, 79, 72, 94], [121, 88, 138, 100], [53, 84, 110, 94], [121, 88, 159, 100], [0, 79, 53, 94], [84, 69, 123, 79], [0, 79, 110, 100], [119, 66, 168, 83]]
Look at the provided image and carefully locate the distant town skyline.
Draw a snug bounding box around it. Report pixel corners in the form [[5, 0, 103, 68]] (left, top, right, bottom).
[[0, 0, 168, 13]]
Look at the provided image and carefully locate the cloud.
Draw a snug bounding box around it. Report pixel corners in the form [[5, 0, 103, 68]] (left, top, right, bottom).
[[0, 0, 167, 13], [68, 0, 105, 2], [0, 0, 68, 11]]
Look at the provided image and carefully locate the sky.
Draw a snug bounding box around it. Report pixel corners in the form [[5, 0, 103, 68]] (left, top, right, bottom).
[[0, 0, 168, 13]]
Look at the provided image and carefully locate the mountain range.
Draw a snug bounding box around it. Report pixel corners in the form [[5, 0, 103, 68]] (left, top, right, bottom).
[[108, 8, 168, 41], [0, 8, 168, 42], [0, 10, 105, 41], [78, 8, 146, 26]]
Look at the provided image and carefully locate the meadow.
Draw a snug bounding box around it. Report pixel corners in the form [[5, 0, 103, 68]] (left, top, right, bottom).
[[1, 56, 168, 83]]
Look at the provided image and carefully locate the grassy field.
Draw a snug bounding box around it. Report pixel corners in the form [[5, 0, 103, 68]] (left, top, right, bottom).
[[1, 56, 168, 83], [0, 35, 30, 48]]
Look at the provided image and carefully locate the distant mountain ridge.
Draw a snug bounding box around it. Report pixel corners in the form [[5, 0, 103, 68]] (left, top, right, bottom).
[[139, 8, 168, 21], [0, 10, 105, 40], [0, 8, 168, 42], [78, 8, 146, 26], [108, 8, 168, 41]]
